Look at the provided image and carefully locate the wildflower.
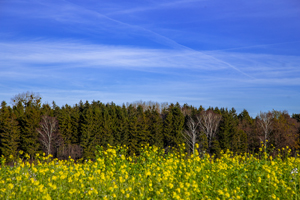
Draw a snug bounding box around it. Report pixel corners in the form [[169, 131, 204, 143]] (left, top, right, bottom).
[[291, 168, 298, 174], [8, 183, 14, 190], [218, 189, 224, 195]]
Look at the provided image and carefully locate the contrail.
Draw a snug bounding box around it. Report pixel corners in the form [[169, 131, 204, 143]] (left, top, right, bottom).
[[60, 0, 255, 79], [205, 40, 300, 53]]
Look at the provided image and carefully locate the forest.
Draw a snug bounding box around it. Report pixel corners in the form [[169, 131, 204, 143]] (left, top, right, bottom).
[[1, 92, 300, 161]]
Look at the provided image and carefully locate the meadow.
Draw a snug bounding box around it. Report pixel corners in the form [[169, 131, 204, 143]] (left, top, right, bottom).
[[0, 144, 299, 200]]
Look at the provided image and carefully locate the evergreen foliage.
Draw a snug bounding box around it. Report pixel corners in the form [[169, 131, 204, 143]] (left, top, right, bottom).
[[0, 101, 20, 159], [1, 94, 300, 159]]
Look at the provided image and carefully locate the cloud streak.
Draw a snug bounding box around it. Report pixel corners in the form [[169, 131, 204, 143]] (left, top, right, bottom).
[[1, 0, 300, 116], [4, 0, 254, 78], [62, 0, 256, 78], [1, 40, 299, 85]]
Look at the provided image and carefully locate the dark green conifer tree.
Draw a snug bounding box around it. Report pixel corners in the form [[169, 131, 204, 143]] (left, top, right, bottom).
[[145, 105, 163, 148], [52, 101, 61, 117], [58, 105, 74, 145], [114, 105, 128, 146], [13, 101, 25, 120], [0, 101, 20, 159], [292, 114, 300, 123], [91, 101, 104, 147], [218, 108, 239, 152], [19, 101, 41, 158], [41, 103, 53, 117], [127, 105, 139, 155], [162, 107, 173, 149], [210, 139, 222, 158], [122, 104, 130, 146], [232, 129, 248, 154], [163, 103, 185, 150], [71, 104, 81, 144], [171, 103, 185, 148], [136, 105, 150, 146], [238, 109, 255, 153], [101, 105, 114, 147], [80, 101, 97, 159]]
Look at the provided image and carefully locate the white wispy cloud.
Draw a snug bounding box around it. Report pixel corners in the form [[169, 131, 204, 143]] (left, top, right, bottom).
[[1, 0, 299, 115], [104, 0, 208, 16], [0, 41, 229, 70], [1, 40, 299, 86], [1, 0, 255, 78]]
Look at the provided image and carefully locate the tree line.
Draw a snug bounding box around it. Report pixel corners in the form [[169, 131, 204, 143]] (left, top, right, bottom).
[[0, 92, 300, 161]]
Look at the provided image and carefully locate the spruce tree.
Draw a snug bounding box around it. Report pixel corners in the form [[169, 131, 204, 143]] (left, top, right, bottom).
[[91, 101, 104, 147], [127, 105, 139, 155], [171, 103, 185, 148], [218, 108, 239, 152], [57, 105, 74, 145], [19, 101, 41, 159], [101, 106, 114, 147], [145, 105, 163, 148], [162, 107, 173, 149], [232, 129, 248, 154], [0, 101, 20, 159], [114, 105, 127, 146], [136, 105, 150, 147], [238, 109, 255, 153], [120, 104, 129, 146], [163, 104, 185, 150], [80, 101, 96, 159]]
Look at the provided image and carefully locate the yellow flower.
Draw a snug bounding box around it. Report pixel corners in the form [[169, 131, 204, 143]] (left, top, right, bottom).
[[225, 193, 230, 198], [8, 183, 14, 190], [218, 189, 224, 195]]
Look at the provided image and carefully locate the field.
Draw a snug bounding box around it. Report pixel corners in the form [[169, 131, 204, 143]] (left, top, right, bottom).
[[0, 144, 299, 200]]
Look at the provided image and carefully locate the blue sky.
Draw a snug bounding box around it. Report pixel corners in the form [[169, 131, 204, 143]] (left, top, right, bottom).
[[0, 0, 300, 116]]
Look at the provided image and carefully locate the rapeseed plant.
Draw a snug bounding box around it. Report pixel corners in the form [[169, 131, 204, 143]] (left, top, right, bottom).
[[0, 144, 299, 199]]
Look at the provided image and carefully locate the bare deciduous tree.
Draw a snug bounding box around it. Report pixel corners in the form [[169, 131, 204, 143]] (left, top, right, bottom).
[[182, 116, 199, 154], [125, 101, 167, 113], [257, 111, 273, 149], [11, 91, 41, 107], [271, 111, 299, 154], [37, 115, 60, 156], [198, 110, 222, 153]]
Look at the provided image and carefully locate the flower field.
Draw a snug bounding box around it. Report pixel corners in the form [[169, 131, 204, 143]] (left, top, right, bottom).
[[0, 144, 299, 200]]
